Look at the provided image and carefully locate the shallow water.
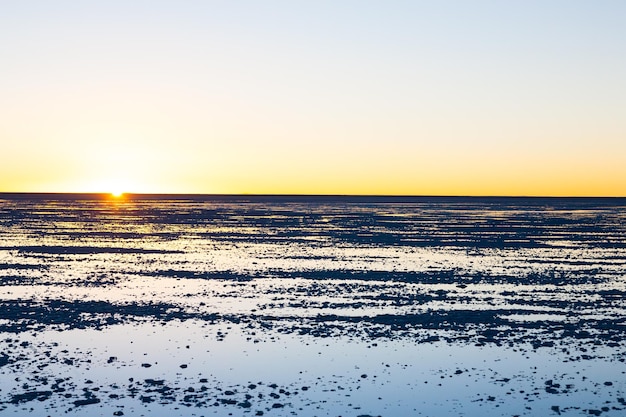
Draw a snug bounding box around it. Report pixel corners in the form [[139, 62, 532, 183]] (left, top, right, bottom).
[[1, 195, 625, 416]]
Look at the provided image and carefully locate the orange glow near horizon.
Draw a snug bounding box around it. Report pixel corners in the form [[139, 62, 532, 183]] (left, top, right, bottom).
[[1, 158, 625, 197]]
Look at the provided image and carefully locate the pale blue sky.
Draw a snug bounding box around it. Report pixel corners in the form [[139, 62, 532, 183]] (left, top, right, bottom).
[[1, 1, 625, 194]]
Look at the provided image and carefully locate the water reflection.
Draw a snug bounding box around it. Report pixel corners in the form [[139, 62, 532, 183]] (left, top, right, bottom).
[[1, 195, 625, 416]]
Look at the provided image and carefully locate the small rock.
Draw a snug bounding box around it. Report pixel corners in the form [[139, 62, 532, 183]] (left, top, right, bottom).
[[73, 397, 100, 407], [238, 400, 252, 408]]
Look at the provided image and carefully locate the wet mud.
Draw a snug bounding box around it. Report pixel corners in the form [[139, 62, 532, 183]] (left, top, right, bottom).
[[1, 195, 625, 416]]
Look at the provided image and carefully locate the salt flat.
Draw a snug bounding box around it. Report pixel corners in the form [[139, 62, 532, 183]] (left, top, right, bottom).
[[1, 195, 625, 416]]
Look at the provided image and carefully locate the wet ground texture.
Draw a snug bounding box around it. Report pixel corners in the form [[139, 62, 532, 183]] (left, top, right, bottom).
[[1, 195, 625, 416]]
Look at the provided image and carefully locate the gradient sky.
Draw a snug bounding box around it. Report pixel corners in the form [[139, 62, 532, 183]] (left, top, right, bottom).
[[1, 1, 625, 195]]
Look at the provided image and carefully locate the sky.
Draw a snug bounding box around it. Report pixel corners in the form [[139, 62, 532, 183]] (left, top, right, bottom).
[[1, 1, 625, 196]]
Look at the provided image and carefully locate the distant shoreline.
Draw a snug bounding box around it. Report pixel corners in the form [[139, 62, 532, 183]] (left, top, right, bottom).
[[0, 192, 625, 203]]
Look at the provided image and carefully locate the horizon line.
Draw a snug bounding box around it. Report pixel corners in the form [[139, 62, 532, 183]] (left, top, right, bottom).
[[1, 192, 625, 199]]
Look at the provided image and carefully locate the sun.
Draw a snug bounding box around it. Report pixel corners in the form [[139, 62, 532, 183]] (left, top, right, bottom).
[[110, 191, 124, 198]]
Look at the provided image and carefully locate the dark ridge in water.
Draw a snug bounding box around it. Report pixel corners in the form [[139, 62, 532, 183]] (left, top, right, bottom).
[[143, 268, 611, 285], [4, 245, 182, 255], [1, 297, 624, 350], [0, 263, 45, 271]]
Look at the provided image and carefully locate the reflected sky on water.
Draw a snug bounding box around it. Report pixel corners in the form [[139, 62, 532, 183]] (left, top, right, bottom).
[[1, 195, 625, 416]]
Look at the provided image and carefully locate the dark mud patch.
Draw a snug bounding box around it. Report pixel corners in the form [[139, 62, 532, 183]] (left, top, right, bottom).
[[9, 390, 53, 404], [2, 297, 625, 351], [147, 269, 255, 281], [0, 263, 48, 271], [247, 310, 626, 350], [0, 300, 217, 333], [6, 245, 182, 255], [144, 267, 611, 285], [273, 269, 611, 285]]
